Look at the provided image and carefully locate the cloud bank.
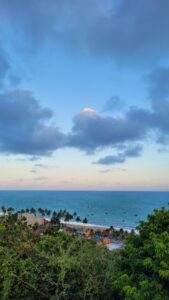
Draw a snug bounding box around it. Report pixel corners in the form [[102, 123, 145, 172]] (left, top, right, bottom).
[[0, 86, 169, 163], [0, 0, 169, 65], [0, 89, 65, 155], [0, 1, 169, 165]]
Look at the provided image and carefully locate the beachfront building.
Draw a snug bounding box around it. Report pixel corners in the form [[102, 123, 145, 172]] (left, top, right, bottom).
[[17, 212, 45, 226]]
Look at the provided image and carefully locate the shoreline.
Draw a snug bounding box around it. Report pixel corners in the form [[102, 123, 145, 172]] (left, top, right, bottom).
[[0, 212, 136, 232], [61, 220, 135, 233]]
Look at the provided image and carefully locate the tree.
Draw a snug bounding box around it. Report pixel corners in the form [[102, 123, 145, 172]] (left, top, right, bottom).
[[83, 217, 88, 224], [76, 216, 81, 222], [113, 208, 169, 300], [30, 208, 36, 215], [0, 206, 168, 299], [1, 206, 6, 214], [0, 210, 115, 299], [47, 209, 51, 216], [64, 212, 73, 222], [51, 216, 60, 227]]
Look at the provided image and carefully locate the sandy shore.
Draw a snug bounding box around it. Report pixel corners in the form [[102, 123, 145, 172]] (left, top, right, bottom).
[[61, 220, 134, 233]]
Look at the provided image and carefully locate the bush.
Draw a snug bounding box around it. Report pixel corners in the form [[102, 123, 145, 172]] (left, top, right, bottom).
[[0, 214, 115, 299], [113, 208, 169, 300]]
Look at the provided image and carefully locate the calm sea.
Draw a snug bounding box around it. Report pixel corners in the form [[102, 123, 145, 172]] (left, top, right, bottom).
[[0, 191, 168, 229]]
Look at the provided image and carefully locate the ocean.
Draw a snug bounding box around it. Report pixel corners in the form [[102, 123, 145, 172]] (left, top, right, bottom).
[[0, 191, 168, 229]]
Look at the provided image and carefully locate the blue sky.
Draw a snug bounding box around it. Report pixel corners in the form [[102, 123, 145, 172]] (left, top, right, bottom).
[[0, 0, 169, 190]]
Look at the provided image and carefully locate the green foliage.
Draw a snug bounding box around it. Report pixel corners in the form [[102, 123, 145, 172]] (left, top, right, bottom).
[[0, 207, 169, 299], [0, 213, 115, 299], [113, 208, 169, 300]]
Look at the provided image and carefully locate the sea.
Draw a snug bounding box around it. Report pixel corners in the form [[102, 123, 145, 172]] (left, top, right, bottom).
[[0, 191, 168, 229]]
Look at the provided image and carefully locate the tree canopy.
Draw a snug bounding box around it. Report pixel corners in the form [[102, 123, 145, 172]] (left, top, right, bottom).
[[0, 207, 168, 299]]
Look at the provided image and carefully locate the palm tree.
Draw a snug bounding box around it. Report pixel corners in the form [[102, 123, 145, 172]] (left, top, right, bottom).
[[47, 210, 51, 216], [52, 211, 57, 217], [38, 208, 42, 214], [76, 216, 81, 222], [6, 207, 14, 216], [65, 212, 73, 222], [57, 210, 62, 218], [41, 210, 45, 217], [83, 217, 88, 224], [1, 206, 6, 214], [30, 208, 36, 215], [51, 216, 60, 226], [45, 209, 48, 215]]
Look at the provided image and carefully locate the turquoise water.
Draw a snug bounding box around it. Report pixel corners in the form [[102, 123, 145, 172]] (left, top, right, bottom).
[[0, 191, 168, 228]]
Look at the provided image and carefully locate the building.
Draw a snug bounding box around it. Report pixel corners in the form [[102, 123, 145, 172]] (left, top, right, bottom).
[[17, 213, 45, 226]]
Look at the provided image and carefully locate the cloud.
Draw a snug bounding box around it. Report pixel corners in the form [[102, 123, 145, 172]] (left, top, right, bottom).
[[0, 89, 169, 160], [124, 144, 142, 157], [0, 47, 10, 86], [67, 108, 150, 153], [143, 67, 169, 142], [30, 163, 48, 173], [67, 92, 169, 154], [0, 89, 66, 155], [0, 1, 169, 166], [98, 167, 126, 173], [94, 145, 142, 165], [0, 45, 22, 89], [145, 67, 169, 101], [0, 0, 169, 65], [34, 163, 48, 169], [34, 176, 48, 181], [86, 0, 169, 64], [103, 96, 123, 112], [95, 155, 125, 165], [30, 169, 37, 173], [98, 169, 111, 174]]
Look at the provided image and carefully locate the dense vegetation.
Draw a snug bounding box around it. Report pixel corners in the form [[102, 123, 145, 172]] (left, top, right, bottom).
[[0, 207, 168, 299], [113, 208, 169, 300]]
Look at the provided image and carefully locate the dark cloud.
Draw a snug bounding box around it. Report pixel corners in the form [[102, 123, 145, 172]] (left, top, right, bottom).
[[94, 145, 142, 165], [0, 89, 66, 155], [29, 156, 41, 161], [103, 96, 123, 112], [68, 99, 169, 154], [0, 46, 23, 89], [87, 0, 169, 64], [124, 144, 142, 158], [0, 47, 10, 86], [67, 108, 150, 153], [143, 67, 169, 142], [145, 67, 169, 101], [0, 0, 169, 64], [1, 0, 169, 165], [0, 88, 169, 160], [95, 155, 125, 165]]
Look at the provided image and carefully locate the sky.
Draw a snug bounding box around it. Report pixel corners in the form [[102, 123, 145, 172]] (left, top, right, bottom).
[[0, 0, 169, 190]]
